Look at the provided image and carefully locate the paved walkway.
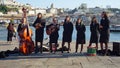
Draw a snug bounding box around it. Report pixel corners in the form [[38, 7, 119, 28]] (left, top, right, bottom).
[[0, 41, 120, 68]]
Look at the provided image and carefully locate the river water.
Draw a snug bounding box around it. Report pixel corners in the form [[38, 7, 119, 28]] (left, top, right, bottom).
[[0, 26, 120, 42]]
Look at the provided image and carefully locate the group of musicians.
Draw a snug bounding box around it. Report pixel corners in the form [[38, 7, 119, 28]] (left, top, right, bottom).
[[17, 11, 110, 56]]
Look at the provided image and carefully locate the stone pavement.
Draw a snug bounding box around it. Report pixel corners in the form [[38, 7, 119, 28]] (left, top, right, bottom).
[[0, 41, 120, 68]]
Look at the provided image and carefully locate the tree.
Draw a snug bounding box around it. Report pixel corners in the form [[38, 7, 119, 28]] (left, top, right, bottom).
[[72, 8, 78, 13], [0, 5, 18, 14], [0, 5, 9, 14]]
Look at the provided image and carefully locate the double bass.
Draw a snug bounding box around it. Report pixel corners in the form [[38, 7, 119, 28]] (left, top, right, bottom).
[[19, 8, 34, 55]]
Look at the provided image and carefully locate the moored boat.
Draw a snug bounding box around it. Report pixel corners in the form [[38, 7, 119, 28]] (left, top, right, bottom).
[[110, 25, 120, 32]]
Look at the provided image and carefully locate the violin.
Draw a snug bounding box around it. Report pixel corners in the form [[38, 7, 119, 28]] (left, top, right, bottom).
[[19, 7, 34, 55]]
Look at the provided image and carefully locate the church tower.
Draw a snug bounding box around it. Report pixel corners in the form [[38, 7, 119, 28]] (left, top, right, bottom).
[[50, 3, 54, 8]]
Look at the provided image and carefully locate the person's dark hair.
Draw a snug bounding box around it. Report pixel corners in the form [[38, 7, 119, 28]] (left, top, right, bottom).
[[102, 11, 108, 19], [53, 17, 58, 22], [37, 13, 42, 18], [91, 16, 98, 24], [76, 18, 82, 23], [64, 16, 70, 22], [12, 23, 14, 26], [8, 23, 11, 25]]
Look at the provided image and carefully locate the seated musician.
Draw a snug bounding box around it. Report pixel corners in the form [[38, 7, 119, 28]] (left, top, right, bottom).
[[47, 18, 60, 53]]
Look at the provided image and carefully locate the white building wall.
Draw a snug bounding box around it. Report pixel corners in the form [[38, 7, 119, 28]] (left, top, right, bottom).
[[50, 8, 57, 14], [35, 9, 46, 14], [7, 12, 18, 15], [0, 12, 3, 15], [28, 10, 35, 15], [47, 8, 58, 14]]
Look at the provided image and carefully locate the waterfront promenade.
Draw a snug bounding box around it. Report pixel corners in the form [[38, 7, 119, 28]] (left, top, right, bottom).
[[0, 40, 120, 68], [0, 14, 36, 20]]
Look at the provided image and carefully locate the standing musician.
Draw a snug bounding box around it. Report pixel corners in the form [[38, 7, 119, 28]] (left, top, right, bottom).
[[46, 18, 60, 53], [75, 18, 86, 53], [33, 13, 46, 54], [89, 16, 100, 51], [62, 16, 73, 53], [99, 11, 110, 56], [17, 8, 34, 55]]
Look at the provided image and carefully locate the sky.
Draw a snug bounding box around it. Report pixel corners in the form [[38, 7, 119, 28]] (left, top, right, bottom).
[[16, 0, 120, 9]]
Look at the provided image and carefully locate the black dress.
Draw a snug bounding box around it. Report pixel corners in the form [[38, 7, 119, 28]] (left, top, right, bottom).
[[7, 26, 14, 41], [49, 23, 60, 43], [99, 18, 110, 43], [17, 24, 24, 32], [62, 22, 73, 43], [33, 18, 45, 42], [76, 23, 86, 44], [90, 23, 99, 43]]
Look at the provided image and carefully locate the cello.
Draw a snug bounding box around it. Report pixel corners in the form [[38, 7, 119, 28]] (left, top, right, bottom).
[[19, 7, 34, 55]]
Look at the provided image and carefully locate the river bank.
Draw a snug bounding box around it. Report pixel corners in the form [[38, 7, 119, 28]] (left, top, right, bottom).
[[0, 26, 120, 42], [0, 40, 120, 68]]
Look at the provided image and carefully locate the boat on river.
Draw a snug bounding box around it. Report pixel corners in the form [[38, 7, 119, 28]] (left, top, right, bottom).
[[110, 25, 120, 32]]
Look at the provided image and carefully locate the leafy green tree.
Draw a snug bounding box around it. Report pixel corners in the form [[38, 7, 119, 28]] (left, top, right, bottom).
[[0, 5, 18, 14], [0, 5, 9, 14]]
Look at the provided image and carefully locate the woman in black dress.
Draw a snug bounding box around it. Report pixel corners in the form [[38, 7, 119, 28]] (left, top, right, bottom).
[[89, 16, 100, 50], [62, 16, 73, 53], [33, 13, 46, 53], [7, 23, 14, 43], [75, 18, 86, 53], [99, 12, 110, 55], [48, 18, 60, 53]]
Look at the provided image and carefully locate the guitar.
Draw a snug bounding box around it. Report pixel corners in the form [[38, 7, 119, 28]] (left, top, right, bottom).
[[46, 23, 60, 35], [35, 23, 42, 29]]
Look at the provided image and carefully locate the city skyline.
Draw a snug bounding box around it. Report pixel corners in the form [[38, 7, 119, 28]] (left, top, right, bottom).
[[16, 0, 120, 9]]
